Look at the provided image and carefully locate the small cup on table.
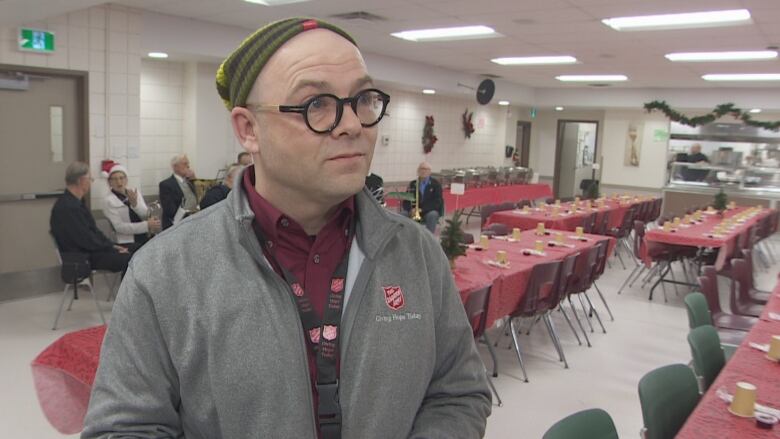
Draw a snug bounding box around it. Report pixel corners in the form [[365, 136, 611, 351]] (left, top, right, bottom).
[[536, 222, 545, 236], [730, 382, 757, 417], [767, 335, 780, 362], [534, 240, 544, 253], [575, 226, 584, 238], [512, 228, 521, 240], [496, 250, 508, 265], [480, 235, 490, 249]]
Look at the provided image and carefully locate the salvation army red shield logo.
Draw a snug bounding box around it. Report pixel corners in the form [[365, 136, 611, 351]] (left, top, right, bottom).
[[292, 283, 304, 297], [322, 325, 338, 341], [309, 328, 321, 344], [331, 278, 344, 294], [383, 286, 405, 311]]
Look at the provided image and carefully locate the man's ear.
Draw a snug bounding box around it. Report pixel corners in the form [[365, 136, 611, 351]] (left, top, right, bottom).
[[231, 107, 261, 154]]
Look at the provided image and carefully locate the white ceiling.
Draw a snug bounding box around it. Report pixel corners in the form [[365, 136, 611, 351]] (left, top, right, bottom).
[[9, 0, 780, 89]]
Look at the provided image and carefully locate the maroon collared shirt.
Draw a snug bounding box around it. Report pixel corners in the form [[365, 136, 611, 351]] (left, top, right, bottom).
[[242, 166, 353, 428]]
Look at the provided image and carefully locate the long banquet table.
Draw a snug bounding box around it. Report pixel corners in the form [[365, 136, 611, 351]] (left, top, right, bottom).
[[453, 229, 615, 328], [645, 206, 775, 271], [486, 196, 653, 233], [385, 183, 552, 213], [676, 280, 780, 438]]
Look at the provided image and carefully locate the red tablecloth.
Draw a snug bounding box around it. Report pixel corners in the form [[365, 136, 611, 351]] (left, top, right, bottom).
[[677, 282, 780, 438], [386, 183, 552, 213], [486, 197, 650, 233], [645, 207, 774, 270], [31, 325, 106, 434], [453, 229, 615, 328]]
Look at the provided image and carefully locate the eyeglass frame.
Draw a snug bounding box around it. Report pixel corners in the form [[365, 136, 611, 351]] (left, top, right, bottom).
[[245, 88, 390, 134]]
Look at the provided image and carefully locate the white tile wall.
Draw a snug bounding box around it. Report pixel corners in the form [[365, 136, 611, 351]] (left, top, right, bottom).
[[139, 59, 185, 195], [373, 89, 509, 183], [0, 4, 142, 209]]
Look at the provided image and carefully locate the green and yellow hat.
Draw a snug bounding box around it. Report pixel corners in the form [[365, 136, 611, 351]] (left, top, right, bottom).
[[216, 17, 357, 110]]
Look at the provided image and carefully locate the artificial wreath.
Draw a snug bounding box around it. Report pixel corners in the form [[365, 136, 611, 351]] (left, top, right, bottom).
[[462, 109, 475, 138], [422, 115, 438, 154], [644, 101, 780, 131]]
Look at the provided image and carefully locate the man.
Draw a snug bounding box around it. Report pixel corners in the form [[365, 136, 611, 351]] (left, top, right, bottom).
[[83, 17, 490, 439], [687, 143, 709, 164], [158, 154, 197, 229], [402, 162, 444, 233], [200, 164, 241, 210], [237, 151, 252, 166], [364, 172, 384, 205], [50, 161, 131, 274]]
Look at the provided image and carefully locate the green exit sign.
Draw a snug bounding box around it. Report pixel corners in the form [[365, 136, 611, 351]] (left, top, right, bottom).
[[18, 28, 55, 53]]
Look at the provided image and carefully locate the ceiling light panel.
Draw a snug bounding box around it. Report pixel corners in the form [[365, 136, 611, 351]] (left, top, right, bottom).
[[665, 51, 778, 62], [491, 56, 578, 65], [391, 25, 500, 42], [602, 9, 751, 32]]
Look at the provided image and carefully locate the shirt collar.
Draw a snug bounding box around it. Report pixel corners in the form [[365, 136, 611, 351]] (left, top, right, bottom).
[[241, 165, 355, 241], [173, 173, 185, 184]]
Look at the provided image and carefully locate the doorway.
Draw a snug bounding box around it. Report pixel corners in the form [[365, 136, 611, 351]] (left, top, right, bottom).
[[0, 66, 87, 300], [554, 120, 598, 199], [515, 121, 531, 168]]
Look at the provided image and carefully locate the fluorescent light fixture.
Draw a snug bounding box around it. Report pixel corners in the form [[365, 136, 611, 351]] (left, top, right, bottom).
[[749, 108, 762, 113], [491, 56, 578, 65], [602, 9, 751, 31], [147, 52, 168, 59], [391, 25, 498, 42], [422, 89, 436, 95], [702, 73, 780, 81], [243, 0, 311, 5], [666, 51, 778, 62], [555, 106, 564, 111], [498, 100, 510, 106], [556, 75, 628, 82]]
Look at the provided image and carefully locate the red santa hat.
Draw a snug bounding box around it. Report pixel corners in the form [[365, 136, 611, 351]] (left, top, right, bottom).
[[100, 159, 127, 178]]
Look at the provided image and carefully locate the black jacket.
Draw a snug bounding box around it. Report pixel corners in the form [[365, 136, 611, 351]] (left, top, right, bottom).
[[403, 177, 444, 216], [50, 190, 114, 254], [200, 184, 230, 210], [159, 175, 195, 230]]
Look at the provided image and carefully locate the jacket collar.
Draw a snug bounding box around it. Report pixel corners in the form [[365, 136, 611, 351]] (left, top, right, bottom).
[[229, 166, 403, 261]]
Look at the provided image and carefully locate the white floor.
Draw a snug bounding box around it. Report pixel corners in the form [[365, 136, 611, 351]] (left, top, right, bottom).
[[1, 237, 778, 439]]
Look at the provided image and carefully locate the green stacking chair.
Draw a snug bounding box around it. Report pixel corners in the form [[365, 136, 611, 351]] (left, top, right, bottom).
[[687, 325, 726, 391], [684, 292, 739, 359], [543, 408, 618, 439], [638, 364, 700, 439]]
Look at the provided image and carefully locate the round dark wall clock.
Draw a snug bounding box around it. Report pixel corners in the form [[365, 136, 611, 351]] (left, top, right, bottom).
[[476, 79, 495, 105]]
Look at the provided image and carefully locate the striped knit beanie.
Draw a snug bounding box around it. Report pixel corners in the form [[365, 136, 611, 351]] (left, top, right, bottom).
[[216, 17, 357, 110]]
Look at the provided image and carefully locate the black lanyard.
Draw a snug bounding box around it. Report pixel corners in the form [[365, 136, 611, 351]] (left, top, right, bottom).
[[252, 219, 355, 439]]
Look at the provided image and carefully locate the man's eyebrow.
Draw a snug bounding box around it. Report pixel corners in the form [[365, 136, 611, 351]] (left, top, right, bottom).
[[353, 75, 374, 90], [287, 75, 376, 100]]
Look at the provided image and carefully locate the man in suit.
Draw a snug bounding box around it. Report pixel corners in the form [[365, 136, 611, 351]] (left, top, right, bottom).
[[200, 165, 241, 210], [50, 161, 131, 274], [159, 154, 198, 229], [402, 162, 443, 233]]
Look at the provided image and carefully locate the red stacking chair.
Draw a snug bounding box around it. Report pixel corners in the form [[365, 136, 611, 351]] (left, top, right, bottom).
[[606, 206, 638, 269], [581, 212, 598, 234], [732, 249, 770, 304], [697, 266, 757, 332], [463, 285, 502, 406], [590, 239, 614, 321], [507, 260, 562, 382], [483, 223, 509, 237], [727, 258, 767, 318]]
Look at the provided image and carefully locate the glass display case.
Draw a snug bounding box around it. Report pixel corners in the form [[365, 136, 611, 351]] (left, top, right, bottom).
[[742, 167, 780, 192]]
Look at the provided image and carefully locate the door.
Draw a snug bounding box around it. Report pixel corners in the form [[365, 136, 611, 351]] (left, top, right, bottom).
[[515, 121, 531, 168], [0, 69, 85, 279], [554, 120, 599, 199]]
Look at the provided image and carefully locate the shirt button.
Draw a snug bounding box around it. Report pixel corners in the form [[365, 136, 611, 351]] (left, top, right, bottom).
[[313, 254, 320, 264], [281, 218, 289, 227], [267, 241, 274, 249]]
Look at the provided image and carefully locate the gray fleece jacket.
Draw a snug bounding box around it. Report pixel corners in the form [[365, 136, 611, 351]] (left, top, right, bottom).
[[82, 169, 491, 439]]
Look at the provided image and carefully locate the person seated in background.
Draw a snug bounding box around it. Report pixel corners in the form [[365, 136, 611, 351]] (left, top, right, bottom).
[[682, 143, 710, 182], [365, 172, 384, 205], [159, 154, 198, 230], [402, 162, 443, 233], [50, 161, 131, 275], [200, 164, 242, 210], [103, 164, 160, 249], [237, 151, 253, 166]]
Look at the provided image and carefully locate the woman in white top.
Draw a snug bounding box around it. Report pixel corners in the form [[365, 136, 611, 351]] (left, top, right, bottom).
[[103, 165, 160, 248]]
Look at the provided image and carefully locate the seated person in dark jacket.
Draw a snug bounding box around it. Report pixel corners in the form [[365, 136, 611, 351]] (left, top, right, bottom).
[[237, 151, 253, 166], [50, 161, 131, 274], [159, 154, 198, 230], [682, 143, 710, 182], [402, 162, 443, 233], [200, 165, 242, 210], [365, 172, 384, 205]]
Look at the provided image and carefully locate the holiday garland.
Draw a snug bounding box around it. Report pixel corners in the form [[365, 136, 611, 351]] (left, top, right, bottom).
[[422, 115, 438, 154], [462, 109, 475, 138], [644, 101, 780, 131]]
